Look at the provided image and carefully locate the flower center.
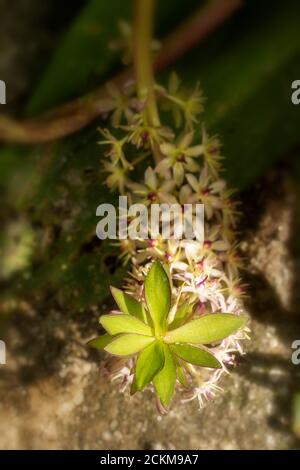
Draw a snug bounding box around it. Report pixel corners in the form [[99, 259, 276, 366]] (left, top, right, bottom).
[[148, 191, 157, 202], [177, 153, 186, 163]]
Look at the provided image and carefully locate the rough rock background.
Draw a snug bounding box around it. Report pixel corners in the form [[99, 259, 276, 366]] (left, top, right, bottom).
[[0, 0, 300, 450]]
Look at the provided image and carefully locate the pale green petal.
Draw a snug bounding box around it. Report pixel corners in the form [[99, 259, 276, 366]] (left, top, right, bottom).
[[144, 167, 157, 190], [160, 143, 175, 157], [186, 144, 204, 157], [156, 158, 172, 174], [179, 131, 194, 149], [186, 173, 199, 192], [174, 162, 184, 186]]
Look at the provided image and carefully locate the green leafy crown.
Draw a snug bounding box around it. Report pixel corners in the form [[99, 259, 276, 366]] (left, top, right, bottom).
[[90, 261, 247, 407]]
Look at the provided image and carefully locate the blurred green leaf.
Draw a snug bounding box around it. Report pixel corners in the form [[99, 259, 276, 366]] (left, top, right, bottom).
[[27, 0, 132, 115], [27, 0, 200, 115], [11, 126, 125, 309], [174, 0, 300, 187]]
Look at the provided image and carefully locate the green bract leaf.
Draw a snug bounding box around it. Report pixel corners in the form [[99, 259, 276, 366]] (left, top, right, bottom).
[[130, 375, 139, 396], [104, 334, 155, 356], [165, 314, 247, 344], [110, 286, 147, 322], [135, 341, 165, 391], [145, 261, 171, 335], [171, 344, 221, 369], [100, 314, 152, 336], [176, 364, 188, 387], [169, 302, 192, 330], [162, 262, 172, 285], [153, 344, 177, 407], [88, 334, 113, 350]]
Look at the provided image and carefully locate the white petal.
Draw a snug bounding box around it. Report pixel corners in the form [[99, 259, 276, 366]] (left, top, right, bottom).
[[161, 180, 176, 193], [144, 166, 157, 189], [199, 167, 209, 185], [172, 261, 188, 271], [186, 144, 204, 157], [179, 184, 192, 203], [186, 173, 199, 192], [179, 131, 194, 149], [184, 241, 200, 258], [160, 142, 175, 156], [205, 204, 213, 220], [174, 162, 184, 186], [212, 240, 230, 251], [186, 158, 200, 172], [156, 158, 171, 174], [160, 193, 177, 204], [129, 182, 147, 193], [210, 179, 226, 193]]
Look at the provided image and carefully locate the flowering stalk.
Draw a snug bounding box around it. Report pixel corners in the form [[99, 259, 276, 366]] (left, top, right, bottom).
[[91, 0, 250, 412], [134, 0, 160, 128]]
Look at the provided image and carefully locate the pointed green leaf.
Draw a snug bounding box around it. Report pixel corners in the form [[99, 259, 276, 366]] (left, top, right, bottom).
[[135, 341, 165, 391], [171, 344, 221, 369], [130, 374, 139, 396], [88, 334, 113, 350], [104, 334, 155, 356], [100, 314, 152, 336], [176, 364, 188, 387], [162, 262, 172, 285], [153, 344, 177, 407], [169, 302, 192, 330], [110, 286, 147, 322], [145, 261, 171, 335], [165, 314, 248, 345]]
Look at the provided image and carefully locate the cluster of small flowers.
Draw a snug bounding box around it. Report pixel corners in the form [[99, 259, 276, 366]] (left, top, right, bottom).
[[98, 72, 249, 409]]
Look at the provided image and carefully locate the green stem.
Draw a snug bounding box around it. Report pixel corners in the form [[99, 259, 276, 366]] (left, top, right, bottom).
[[134, 0, 160, 127]]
